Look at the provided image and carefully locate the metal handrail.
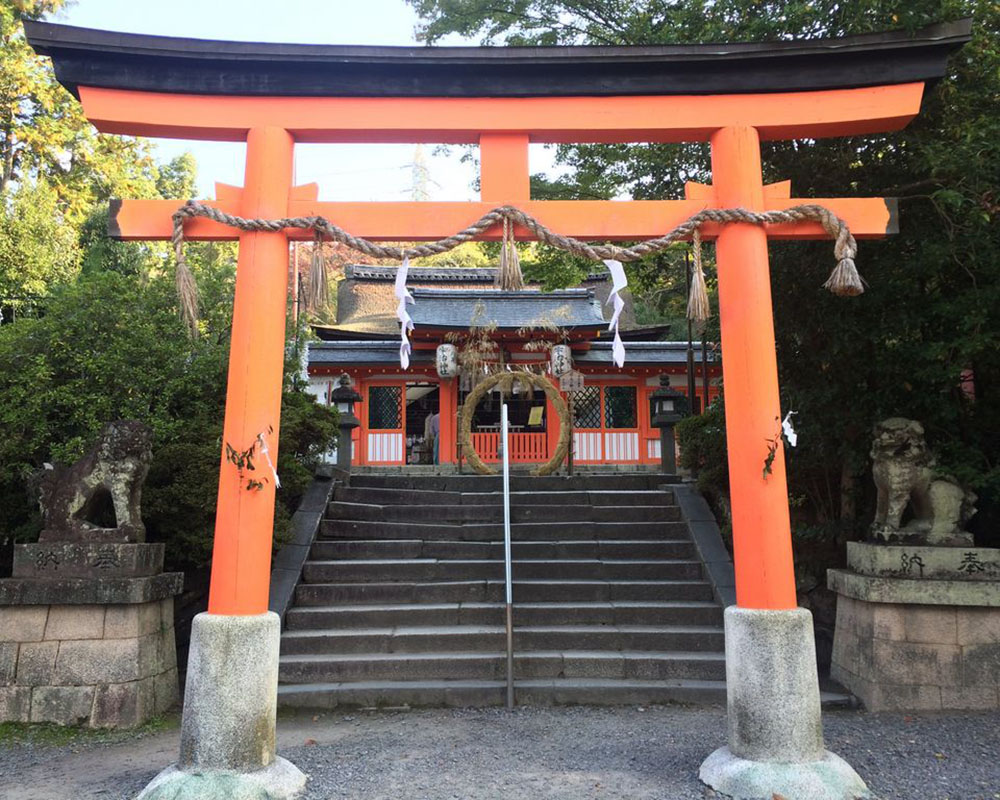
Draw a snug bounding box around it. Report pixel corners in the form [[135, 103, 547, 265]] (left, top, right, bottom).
[[501, 403, 514, 710]]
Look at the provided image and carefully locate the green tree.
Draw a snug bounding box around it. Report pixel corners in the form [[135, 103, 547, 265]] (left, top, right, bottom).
[[0, 178, 79, 303], [1, 1, 160, 223], [408, 0, 1000, 545], [0, 261, 338, 571]]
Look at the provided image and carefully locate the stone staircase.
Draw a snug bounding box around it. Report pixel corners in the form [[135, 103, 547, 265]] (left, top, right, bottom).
[[277, 473, 729, 709]]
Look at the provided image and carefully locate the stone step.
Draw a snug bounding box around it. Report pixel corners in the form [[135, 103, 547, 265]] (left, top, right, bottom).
[[333, 486, 675, 507], [320, 519, 689, 541], [326, 502, 681, 524], [276, 678, 853, 710], [284, 600, 723, 630], [309, 539, 696, 562], [281, 625, 725, 656], [277, 677, 727, 710], [294, 579, 716, 606], [278, 648, 725, 683], [348, 474, 679, 492], [301, 559, 704, 584]]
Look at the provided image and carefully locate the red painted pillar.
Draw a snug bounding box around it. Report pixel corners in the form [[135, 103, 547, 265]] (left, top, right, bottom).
[[208, 127, 294, 616], [710, 125, 797, 610], [438, 378, 456, 464]]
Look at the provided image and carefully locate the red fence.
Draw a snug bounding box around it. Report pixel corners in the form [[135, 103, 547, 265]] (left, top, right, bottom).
[[471, 432, 549, 463]]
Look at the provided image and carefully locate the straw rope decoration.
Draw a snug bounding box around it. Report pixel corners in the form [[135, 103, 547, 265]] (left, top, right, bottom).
[[170, 200, 863, 335], [306, 230, 329, 313]]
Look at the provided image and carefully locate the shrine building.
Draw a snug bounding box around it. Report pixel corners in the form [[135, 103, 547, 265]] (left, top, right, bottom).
[[307, 264, 720, 467]]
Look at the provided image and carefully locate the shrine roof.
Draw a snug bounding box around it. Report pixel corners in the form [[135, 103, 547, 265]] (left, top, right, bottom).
[[306, 340, 716, 367], [309, 341, 434, 367], [25, 19, 970, 99], [346, 265, 609, 283], [406, 288, 605, 331], [577, 341, 717, 365]]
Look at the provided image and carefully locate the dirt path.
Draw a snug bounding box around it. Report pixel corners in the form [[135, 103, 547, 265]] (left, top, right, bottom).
[[1, 706, 998, 800]]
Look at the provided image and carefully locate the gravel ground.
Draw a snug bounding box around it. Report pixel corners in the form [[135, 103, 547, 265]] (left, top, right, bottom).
[[1, 705, 998, 800]]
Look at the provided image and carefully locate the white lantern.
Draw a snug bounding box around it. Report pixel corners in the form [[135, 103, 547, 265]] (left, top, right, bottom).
[[436, 344, 458, 378], [550, 344, 573, 377]]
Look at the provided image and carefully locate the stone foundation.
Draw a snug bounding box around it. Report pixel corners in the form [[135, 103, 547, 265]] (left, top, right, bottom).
[[829, 542, 1000, 712], [830, 593, 1000, 711], [0, 597, 179, 726]]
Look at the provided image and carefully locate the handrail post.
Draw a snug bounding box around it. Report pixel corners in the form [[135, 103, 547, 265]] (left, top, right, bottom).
[[501, 403, 514, 710]]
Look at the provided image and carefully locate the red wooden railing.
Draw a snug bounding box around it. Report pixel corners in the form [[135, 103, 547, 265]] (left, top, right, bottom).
[[471, 432, 548, 463]]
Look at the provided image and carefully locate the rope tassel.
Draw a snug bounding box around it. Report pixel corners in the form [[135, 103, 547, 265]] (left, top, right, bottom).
[[820, 206, 865, 296], [823, 256, 865, 297], [687, 227, 710, 322], [171, 204, 199, 337], [495, 216, 524, 291], [307, 232, 329, 312]]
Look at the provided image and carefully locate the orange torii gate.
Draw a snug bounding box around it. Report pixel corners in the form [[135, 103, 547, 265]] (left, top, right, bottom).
[[27, 19, 969, 800]]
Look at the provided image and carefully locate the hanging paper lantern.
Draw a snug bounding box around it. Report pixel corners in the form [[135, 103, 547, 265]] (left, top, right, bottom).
[[551, 344, 573, 377], [436, 344, 458, 378]]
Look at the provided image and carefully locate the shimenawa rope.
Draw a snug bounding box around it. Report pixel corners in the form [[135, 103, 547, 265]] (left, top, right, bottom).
[[171, 200, 862, 334]]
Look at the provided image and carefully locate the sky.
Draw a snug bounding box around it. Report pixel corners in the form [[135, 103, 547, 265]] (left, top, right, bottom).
[[53, 0, 565, 201]]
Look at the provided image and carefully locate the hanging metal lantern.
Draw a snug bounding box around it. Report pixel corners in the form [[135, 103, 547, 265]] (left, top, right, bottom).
[[436, 344, 458, 378], [551, 344, 573, 377]]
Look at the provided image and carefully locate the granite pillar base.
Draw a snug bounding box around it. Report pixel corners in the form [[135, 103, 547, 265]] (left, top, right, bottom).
[[699, 606, 869, 800], [136, 612, 306, 800]]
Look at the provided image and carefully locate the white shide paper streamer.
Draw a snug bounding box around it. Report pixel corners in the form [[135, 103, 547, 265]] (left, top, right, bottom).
[[782, 411, 798, 448], [395, 256, 415, 369], [257, 431, 281, 489], [604, 259, 628, 368]]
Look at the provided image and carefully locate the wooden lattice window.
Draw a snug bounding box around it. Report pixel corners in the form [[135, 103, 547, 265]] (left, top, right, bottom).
[[368, 386, 402, 429], [604, 386, 637, 429], [573, 386, 602, 429]]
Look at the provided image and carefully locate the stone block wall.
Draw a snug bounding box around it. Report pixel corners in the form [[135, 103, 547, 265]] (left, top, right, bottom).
[[831, 594, 1000, 711], [0, 598, 178, 726]]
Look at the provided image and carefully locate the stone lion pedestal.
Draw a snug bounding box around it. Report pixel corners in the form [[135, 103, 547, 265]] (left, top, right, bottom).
[[829, 418, 998, 711], [828, 543, 999, 711], [0, 421, 183, 728]]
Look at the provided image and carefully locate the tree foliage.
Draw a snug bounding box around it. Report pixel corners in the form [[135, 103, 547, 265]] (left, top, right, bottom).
[[1, 1, 162, 222], [0, 6, 339, 575], [408, 0, 1000, 544], [0, 260, 338, 571]]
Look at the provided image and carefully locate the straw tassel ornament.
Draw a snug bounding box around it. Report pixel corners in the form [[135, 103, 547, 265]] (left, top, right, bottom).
[[687, 227, 710, 322], [171, 219, 199, 336], [307, 232, 329, 312], [495, 216, 525, 291], [823, 223, 864, 296]]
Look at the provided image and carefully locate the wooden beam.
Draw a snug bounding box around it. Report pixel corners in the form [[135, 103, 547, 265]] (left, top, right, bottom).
[[480, 133, 530, 204], [80, 83, 924, 144], [112, 197, 897, 242]]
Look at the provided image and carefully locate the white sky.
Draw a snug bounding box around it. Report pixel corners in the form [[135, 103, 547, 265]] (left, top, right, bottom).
[[54, 0, 566, 201]]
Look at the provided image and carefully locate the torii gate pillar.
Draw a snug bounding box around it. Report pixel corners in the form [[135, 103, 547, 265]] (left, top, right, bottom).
[[699, 125, 869, 798]]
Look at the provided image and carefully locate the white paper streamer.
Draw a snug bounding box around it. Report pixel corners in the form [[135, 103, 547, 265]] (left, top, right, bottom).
[[257, 431, 281, 489], [782, 411, 798, 448], [395, 256, 415, 369], [604, 259, 628, 368]]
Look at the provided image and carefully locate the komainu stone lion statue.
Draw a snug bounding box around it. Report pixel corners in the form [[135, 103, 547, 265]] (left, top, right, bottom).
[[37, 420, 153, 543], [870, 417, 976, 546]]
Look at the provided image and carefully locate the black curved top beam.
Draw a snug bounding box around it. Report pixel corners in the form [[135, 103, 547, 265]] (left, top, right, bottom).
[[24, 18, 971, 99]]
